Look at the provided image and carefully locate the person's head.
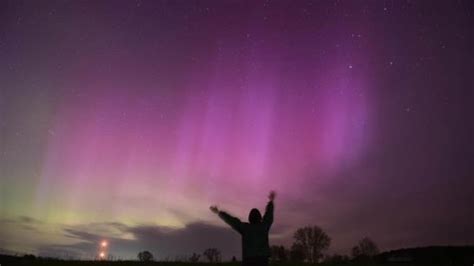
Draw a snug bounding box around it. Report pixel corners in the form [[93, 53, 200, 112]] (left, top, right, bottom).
[[248, 208, 262, 224]]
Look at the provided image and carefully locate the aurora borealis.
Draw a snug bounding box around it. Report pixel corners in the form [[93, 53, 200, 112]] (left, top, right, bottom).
[[0, 0, 472, 260]]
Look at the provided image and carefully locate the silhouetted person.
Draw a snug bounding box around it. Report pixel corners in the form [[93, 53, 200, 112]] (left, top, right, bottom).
[[210, 191, 275, 266]]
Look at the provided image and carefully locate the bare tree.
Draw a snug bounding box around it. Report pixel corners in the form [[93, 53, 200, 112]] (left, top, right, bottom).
[[293, 225, 331, 263], [189, 252, 200, 262], [137, 251, 154, 262], [352, 237, 379, 258], [203, 248, 221, 263]]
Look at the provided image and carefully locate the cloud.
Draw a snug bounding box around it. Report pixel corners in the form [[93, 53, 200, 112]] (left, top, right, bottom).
[[36, 221, 241, 260], [0, 215, 43, 232], [127, 222, 241, 259]]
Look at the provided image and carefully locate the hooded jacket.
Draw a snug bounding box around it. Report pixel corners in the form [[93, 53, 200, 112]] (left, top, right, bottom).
[[218, 201, 274, 259]]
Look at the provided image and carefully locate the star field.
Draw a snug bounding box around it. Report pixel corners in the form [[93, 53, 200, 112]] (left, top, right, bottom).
[[0, 0, 472, 260]]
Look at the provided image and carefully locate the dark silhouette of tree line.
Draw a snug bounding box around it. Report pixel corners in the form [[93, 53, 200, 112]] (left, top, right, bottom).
[[269, 225, 379, 263], [134, 226, 375, 263], [137, 226, 379, 263], [137, 248, 221, 263]]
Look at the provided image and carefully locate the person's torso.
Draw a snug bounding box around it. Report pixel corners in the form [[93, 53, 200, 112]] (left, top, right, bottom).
[[240, 223, 270, 259]]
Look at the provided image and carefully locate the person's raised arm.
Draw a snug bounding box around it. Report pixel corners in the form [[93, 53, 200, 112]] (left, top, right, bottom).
[[210, 205, 243, 234], [263, 191, 275, 230]]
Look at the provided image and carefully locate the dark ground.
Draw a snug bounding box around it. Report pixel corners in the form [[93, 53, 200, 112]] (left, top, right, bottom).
[[1, 246, 474, 266]]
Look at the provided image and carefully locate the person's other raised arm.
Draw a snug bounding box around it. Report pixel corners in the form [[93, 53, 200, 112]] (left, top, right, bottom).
[[263, 191, 275, 229], [210, 206, 243, 234]]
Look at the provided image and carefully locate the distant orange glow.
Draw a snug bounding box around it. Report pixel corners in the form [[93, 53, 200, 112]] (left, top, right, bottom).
[[98, 240, 108, 260]]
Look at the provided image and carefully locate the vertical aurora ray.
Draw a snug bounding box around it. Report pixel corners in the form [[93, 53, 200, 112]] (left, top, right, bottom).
[[33, 41, 372, 225]]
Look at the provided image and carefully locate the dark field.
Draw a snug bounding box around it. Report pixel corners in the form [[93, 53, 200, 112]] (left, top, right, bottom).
[[0, 261, 452, 266], [0, 257, 470, 266], [3, 246, 474, 266]]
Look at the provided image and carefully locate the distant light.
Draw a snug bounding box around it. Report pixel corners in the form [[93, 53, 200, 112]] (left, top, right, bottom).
[[99, 252, 105, 258], [101, 240, 108, 247]]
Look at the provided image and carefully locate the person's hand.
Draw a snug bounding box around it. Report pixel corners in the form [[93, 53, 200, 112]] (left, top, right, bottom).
[[268, 191, 276, 201], [210, 205, 219, 214]]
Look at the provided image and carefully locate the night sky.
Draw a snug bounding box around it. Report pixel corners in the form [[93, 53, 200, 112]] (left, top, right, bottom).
[[0, 0, 472, 261]]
